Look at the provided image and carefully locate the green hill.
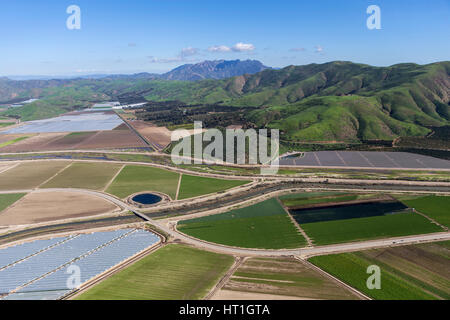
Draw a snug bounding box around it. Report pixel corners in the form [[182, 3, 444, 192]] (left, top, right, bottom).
[[1, 61, 448, 142], [139, 61, 449, 142]]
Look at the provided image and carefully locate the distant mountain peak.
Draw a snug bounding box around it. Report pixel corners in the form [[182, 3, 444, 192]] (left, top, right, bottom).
[[162, 59, 270, 81]]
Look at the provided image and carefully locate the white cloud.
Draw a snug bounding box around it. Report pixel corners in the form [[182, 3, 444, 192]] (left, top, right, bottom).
[[147, 47, 201, 64], [208, 45, 232, 53], [148, 56, 181, 64], [208, 43, 256, 53], [315, 45, 324, 53], [180, 47, 199, 58], [232, 42, 255, 52]]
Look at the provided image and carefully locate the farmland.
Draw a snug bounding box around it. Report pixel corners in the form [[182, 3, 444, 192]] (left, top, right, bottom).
[[106, 165, 180, 199], [0, 133, 64, 153], [0, 161, 69, 190], [178, 198, 307, 249], [177, 174, 250, 199], [402, 195, 450, 227], [77, 244, 234, 300], [0, 193, 26, 212], [309, 241, 450, 300], [279, 192, 354, 207], [301, 212, 443, 246], [289, 200, 408, 224], [215, 257, 359, 300], [0, 136, 29, 148], [0, 191, 119, 226], [0, 129, 148, 153], [41, 162, 123, 190]]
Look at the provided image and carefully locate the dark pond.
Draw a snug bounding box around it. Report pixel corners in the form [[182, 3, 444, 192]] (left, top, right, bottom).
[[132, 193, 162, 205], [289, 201, 408, 224]]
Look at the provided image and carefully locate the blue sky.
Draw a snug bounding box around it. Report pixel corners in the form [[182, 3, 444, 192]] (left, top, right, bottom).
[[0, 0, 449, 76]]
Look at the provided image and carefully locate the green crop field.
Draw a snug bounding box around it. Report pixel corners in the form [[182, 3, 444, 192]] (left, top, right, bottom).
[[309, 241, 450, 300], [106, 165, 180, 199], [41, 162, 123, 190], [177, 174, 250, 199], [77, 244, 234, 300], [0, 161, 69, 191], [402, 195, 450, 228], [279, 191, 346, 201], [301, 212, 443, 245], [178, 198, 307, 249], [280, 193, 358, 207], [0, 193, 26, 212]]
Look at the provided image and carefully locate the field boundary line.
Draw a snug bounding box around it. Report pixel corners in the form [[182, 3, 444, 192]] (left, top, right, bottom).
[[74, 131, 102, 148], [175, 173, 183, 200], [413, 209, 448, 232], [0, 192, 28, 216], [313, 152, 322, 166], [37, 162, 74, 188], [203, 256, 246, 300], [296, 257, 371, 300], [0, 162, 20, 175], [357, 151, 375, 167], [335, 151, 347, 166], [102, 164, 125, 192], [276, 198, 313, 247], [382, 152, 401, 167], [115, 111, 156, 150]]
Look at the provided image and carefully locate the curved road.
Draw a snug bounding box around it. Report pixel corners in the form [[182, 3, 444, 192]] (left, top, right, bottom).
[[1, 187, 449, 258]]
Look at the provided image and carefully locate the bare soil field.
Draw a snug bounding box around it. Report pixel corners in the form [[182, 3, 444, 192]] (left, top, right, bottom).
[[0, 163, 15, 174], [220, 257, 359, 300], [76, 129, 147, 149], [128, 121, 171, 149], [0, 133, 66, 152], [0, 126, 146, 151], [0, 134, 24, 144], [43, 132, 97, 150], [0, 161, 69, 190], [211, 290, 305, 300], [0, 191, 120, 226], [113, 123, 129, 130]]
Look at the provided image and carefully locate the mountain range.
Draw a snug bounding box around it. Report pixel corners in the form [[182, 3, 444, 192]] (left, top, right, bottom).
[[1, 60, 449, 143], [2, 59, 269, 83]]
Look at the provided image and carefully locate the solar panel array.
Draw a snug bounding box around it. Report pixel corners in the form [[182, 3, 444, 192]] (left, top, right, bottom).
[[0, 229, 160, 300], [0, 237, 71, 270], [279, 151, 450, 169]]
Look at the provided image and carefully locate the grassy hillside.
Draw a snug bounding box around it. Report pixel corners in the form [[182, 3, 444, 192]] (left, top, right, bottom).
[[1, 61, 448, 141], [134, 61, 450, 142]]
